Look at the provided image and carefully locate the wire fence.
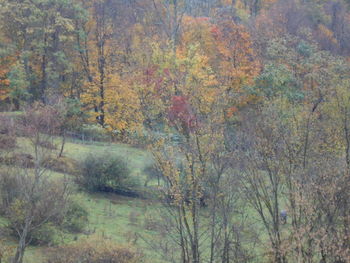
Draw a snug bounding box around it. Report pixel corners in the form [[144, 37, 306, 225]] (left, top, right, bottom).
[[64, 130, 184, 147], [64, 131, 114, 146]]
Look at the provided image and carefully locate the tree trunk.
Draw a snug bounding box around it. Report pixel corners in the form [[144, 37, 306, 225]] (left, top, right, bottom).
[[13, 223, 29, 263], [41, 32, 48, 103], [58, 131, 66, 158]]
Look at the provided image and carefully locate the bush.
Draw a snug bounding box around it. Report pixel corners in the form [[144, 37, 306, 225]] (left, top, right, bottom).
[[143, 164, 162, 186], [0, 134, 16, 150], [30, 223, 59, 246], [0, 153, 34, 168], [46, 237, 143, 263], [80, 124, 111, 142], [77, 154, 139, 196], [0, 115, 15, 135], [0, 240, 15, 263], [44, 156, 80, 175], [61, 201, 88, 233], [0, 171, 21, 213], [0, 115, 16, 150], [4, 197, 60, 246], [0, 172, 84, 246], [38, 140, 57, 150]]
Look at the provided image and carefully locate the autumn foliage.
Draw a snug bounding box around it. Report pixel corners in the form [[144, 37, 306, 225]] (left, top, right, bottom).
[[168, 95, 197, 133], [1, 0, 350, 262], [46, 237, 143, 263]]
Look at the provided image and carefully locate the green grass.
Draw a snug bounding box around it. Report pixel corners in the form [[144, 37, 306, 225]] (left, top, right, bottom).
[[1, 193, 162, 263], [71, 192, 164, 262], [75, 192, 155, 242], [0, 111, 23, 117], [1, 136, 165, 262], [1, 134, 284, 263], [15, 136, 153, 181]]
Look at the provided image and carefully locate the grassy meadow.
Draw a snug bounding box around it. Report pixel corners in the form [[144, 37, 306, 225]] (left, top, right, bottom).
[[0, 135, 168, 263]]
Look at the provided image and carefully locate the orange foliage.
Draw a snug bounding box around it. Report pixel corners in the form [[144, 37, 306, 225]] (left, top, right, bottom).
[[179, 16, 259, 116], [0, 54, 16, 101]]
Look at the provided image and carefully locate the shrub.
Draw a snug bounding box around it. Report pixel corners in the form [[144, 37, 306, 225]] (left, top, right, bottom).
[[0, 134, 16, 150], [61, 201, 88, 233], [30, 223, 59, 246], [0, 240, 15, 263], [0, 153, 34, 168], [0, 172, 80, 246], [46, 237, 143, 263], [0, 172, 21, 213], [44, 156, 80, 175], [5, 198, 60, 246], [77, 154, 139, 196], [0, 115, 15, 135], [143, 164, 162, 186], [80, 124, 111, 142], [38, 140, 57, 150]]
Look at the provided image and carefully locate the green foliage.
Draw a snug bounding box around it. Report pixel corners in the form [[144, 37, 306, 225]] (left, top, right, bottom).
[[79, 124, 111, 141], [296, 40, 314, 57], [143, 164, 162, 186], [0, 171, 87, 244], [0, 0, 86, 102], [304, 0, 330, 25], [253, 63, 304, 101], [0, 0, 350, 261], [78, 154, 139, 195], [7, 61, 31, 109], [30, 223, 59, 246], [62, 98, 86, 132], [62, 201, 88, 233], [0, 171, 21, 212]]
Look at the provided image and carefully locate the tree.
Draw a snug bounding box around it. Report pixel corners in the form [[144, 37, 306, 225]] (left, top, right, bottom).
[[77, 0, 143, 135], [0, 104, 70, 263], [151, 0, 187, 52], [55, 98, 85, 157], [0, 0, 84, 103], [0, 43, 17, 109], [6, 61, 31, 110]]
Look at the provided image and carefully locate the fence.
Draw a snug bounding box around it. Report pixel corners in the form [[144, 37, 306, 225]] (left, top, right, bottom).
[[64, 130, 184, 147], [64, 131, 114, 146]]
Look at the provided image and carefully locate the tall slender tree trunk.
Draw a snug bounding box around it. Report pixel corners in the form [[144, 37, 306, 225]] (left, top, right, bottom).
[[58, 131, 66, 158], [41, 32, 48, 103], [13, 218, 30, 263]]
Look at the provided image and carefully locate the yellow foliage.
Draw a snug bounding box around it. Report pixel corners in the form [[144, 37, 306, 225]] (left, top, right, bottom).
[[47, 236, 143, 263], [318, 24, 338, 45], [0, 240, 15, 263], [104, 74, 143, 132]]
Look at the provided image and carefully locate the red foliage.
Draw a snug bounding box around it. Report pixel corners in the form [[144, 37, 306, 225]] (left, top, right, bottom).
[[141, 65, 167, 94], [143, 65, 159, 85], [168, 96, 197, 133], [210, 25, 222, 40]]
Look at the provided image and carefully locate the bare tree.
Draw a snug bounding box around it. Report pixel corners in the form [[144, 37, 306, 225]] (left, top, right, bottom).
[[0, 104, 71, 263]]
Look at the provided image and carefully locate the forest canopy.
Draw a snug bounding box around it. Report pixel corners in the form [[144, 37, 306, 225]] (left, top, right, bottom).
[[0, 0, 350, 263]]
